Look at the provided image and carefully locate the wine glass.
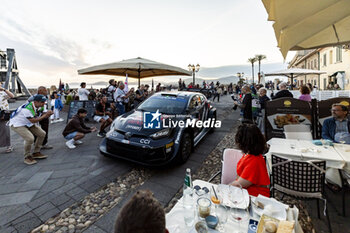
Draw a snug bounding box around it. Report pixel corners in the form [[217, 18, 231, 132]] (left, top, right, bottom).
[[338, 134, 347, 149], [229, 184, 249, 233]]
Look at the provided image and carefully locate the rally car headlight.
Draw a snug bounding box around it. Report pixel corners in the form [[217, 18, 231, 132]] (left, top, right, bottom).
[[150, 128, 171, 139]]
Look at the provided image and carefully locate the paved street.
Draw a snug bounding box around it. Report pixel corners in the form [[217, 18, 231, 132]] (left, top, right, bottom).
[[0, 94, 237, 233]]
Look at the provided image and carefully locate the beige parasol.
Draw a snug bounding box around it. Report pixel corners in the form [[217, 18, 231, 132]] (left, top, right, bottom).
[[262, 0, 350, 58], [78, 57, 191, 87]]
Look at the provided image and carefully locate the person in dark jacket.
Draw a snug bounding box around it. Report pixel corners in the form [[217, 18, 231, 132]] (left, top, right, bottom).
[[63, 108, 97, 149], [322, 104, 350, 143], [271, 82, 293, 100], [258, 88, 270, 110], [234, 85, 253, 121]]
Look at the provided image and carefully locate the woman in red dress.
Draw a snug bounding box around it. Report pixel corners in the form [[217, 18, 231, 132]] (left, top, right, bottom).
[[230, 124, 270, 197]]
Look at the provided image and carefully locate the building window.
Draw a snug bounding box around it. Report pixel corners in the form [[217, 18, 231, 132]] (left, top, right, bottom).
[[323, 53, 327, 66], [314, 59, 317, 69], [311, 60, 313, 69], [329, 50, 333, 64], [336, 46, 342, 62], [307, 62, 310, 69]]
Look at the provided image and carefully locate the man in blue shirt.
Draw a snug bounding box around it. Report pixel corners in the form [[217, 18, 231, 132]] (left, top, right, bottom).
[[322, 103, 350, 143]]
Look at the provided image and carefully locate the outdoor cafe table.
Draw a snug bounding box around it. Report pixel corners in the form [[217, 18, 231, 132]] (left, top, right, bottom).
[[166, 179, 303, 233], [333, 143, 350, 173], [266, 138, 347, 172]]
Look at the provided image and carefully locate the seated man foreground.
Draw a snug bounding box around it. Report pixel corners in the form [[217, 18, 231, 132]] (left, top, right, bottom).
[[114, 190, 168, 233], [94, 96, 113, 137], [322, 103, 350, 144]]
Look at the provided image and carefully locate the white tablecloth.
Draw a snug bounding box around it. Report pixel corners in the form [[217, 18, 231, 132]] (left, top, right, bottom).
[[333, 144, 350, 173], [166, 180, 303, 233], [266, 138, 346, 170]]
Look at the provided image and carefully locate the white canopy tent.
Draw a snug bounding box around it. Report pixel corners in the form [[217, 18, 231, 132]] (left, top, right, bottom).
[[264, 68, 326, 85]]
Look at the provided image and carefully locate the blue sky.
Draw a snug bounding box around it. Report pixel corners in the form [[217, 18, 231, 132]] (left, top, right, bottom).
[[0, 0, 294, 86]]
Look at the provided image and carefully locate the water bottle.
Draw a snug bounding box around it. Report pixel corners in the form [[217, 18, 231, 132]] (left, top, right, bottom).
[[183, 168, 193, 208]]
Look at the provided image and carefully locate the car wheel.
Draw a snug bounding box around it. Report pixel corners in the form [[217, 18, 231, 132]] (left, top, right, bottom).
[[176, 132, 192, 164]]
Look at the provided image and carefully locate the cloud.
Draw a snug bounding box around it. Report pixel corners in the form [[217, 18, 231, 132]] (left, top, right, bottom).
[[0, 13, 115, 86]]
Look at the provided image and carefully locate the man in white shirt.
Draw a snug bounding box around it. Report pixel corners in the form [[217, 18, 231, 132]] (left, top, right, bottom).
[[114, 83, 131, 115], [9, 95, 53, 165], [78, 82, 90, 101]]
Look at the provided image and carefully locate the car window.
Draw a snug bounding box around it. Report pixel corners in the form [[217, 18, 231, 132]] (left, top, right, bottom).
[[199, 94, 206, 105], [137, 95, 188, 114], [188, 95, 200, 109]]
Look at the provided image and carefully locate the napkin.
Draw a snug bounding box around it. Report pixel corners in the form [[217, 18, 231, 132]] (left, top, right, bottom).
[[256, 195, 289, 220], [312, 140, 322, 146]]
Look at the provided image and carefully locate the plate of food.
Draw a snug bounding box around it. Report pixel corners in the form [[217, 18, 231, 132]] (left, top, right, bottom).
[[267, 114, 311, 130], [251, 195, 288, 220], [257, 215, 295, 233]]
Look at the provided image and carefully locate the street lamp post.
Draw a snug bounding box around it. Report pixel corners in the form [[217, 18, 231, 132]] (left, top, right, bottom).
[[188, 64, 200, 85]]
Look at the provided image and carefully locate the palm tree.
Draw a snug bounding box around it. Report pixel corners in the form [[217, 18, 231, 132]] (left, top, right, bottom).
[[248, 57, 257, 83], [255, 54, 267, 83]]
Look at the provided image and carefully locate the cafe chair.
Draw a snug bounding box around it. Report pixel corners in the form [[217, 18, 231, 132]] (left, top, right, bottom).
[[271, 154, 332, 233], [283, 124, 313, 140], [338, 169, 350, 217], [208, 148, 243, 184]]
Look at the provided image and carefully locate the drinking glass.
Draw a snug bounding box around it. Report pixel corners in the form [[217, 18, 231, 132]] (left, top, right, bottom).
[[338, 134, 347, 149], [197, 197, 211, 220], [290, 142, 296, 149], [210, 186, 223, 213], [183, 205, 196, 227], [216, 205, 228, 232], [229, 185, 249, 233]]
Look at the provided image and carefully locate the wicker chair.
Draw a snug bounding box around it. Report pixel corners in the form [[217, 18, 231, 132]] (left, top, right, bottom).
[[271, 154, 332, 233]]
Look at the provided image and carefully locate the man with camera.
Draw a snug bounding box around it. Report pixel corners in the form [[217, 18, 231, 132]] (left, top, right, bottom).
[[9, 95, 53, 165]]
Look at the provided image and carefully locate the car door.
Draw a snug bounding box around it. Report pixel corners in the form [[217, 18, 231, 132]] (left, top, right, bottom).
[[199, 94, 209, 122], [188, 95, 201, 137]]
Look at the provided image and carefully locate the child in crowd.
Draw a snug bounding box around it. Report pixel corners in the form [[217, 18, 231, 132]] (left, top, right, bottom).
[[50, 92, 64, 123]]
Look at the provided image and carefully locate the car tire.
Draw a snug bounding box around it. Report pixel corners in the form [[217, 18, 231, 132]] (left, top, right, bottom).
[[176, 132, 192, 164]]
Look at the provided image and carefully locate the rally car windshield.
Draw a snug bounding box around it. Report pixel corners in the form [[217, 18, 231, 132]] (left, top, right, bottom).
[[137, 95, 188, 114]]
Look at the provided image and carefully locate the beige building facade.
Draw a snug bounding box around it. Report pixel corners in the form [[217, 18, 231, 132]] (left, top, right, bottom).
[[288, 49, 321, 88], [319, 46, 350, 90], [289, 46, 350, 90]]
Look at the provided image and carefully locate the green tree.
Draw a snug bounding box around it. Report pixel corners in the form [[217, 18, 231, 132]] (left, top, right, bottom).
[[248, 57, 257, 83], [255, 54, 267, 83]]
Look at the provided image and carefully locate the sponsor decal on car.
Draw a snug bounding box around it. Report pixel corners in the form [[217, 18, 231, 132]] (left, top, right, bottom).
[[140, 139, 151, 144], [125, 125, 142, 131]]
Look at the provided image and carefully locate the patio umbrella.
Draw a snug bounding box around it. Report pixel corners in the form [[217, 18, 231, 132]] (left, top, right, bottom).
[[262, 0, 350, 58], [264, 68, 326, 84], [78, 57, 191, 87]]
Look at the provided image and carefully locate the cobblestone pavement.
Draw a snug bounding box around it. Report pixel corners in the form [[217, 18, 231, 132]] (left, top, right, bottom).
[[0, 94, 236, 233]]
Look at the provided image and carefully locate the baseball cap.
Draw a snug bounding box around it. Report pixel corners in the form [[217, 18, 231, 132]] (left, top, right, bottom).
[[33, 94, 47, 102]]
